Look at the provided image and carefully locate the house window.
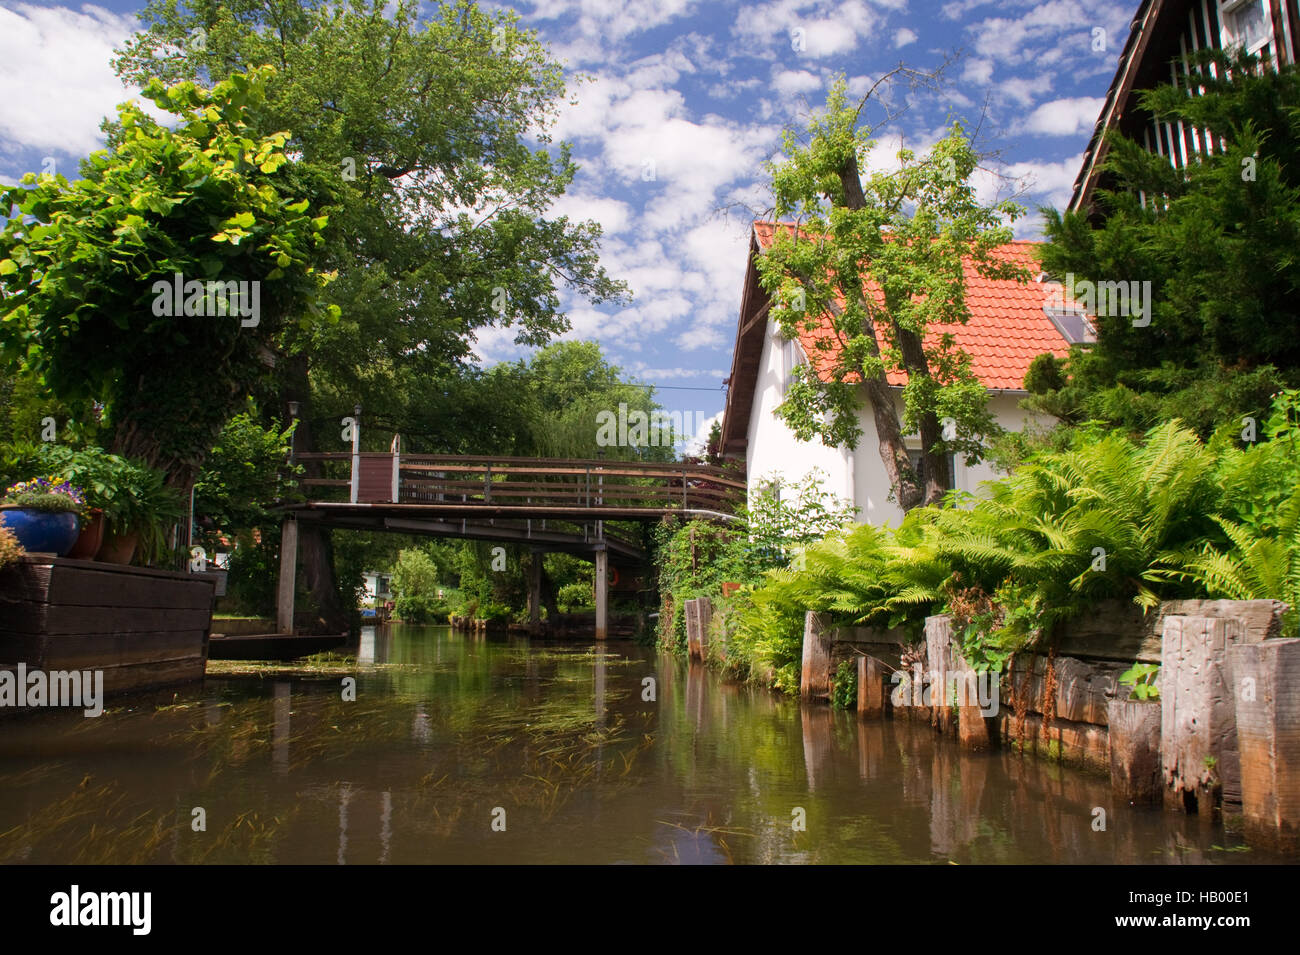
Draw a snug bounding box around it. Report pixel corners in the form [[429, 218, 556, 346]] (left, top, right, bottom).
[[1043, 303, 1095, 345], [1220, 0, 1273, 55], [779, 334, 805, 396]]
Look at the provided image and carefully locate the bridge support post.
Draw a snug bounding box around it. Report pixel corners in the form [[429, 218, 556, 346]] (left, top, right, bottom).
[[277, 517, 298, 634], [528, 551, 542, 631], [594, 547, 608, 641]]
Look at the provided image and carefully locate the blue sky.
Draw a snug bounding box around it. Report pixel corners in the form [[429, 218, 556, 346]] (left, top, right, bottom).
[[0, 0, 1133, 446]]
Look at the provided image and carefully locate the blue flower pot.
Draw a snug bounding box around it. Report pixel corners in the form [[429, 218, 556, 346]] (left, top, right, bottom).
[[0, 508, 81, 557]]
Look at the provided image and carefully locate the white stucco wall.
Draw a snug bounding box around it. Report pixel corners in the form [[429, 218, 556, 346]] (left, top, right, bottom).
[[745, 326, 854, 506], [746, 322, 1054, 528]]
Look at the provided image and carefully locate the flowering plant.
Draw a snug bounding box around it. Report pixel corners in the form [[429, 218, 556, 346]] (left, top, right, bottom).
[[2, 476, 87, 515]]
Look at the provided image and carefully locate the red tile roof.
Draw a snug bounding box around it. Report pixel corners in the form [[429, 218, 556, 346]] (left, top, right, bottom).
[[752, 221, 1074, 391]]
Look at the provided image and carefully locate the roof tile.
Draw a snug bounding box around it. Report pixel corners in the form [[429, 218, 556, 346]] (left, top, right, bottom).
[[753, 222, 1075, 391]]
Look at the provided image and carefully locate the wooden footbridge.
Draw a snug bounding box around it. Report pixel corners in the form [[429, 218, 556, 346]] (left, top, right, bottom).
[[276, 437, 746, 638]]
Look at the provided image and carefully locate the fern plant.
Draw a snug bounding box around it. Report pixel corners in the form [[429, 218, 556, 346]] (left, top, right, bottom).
[[1157, 488, 1300, 638]]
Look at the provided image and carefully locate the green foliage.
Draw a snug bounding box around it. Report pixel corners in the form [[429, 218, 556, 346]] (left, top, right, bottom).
[[556, 581, 593, 612], [1154, 390, 1300, 637], [391, 549, 441, 600], [483, 341, 674, 460], [654, 472, 853, 666], [0, 444, 181, 563], [0, 67, 335, 490], [932, 420, 1223, 652], [0, 443, 174, 531], [1119, 663, 1161, 701], [1037, 49, 1300, 438], [113, 0, 628, 460], [729, 392, 1300, 690], [758, 74, 1028, 509], [221, 528, 279, 617], [394, 593, 450, 624], [193, 412, 298, 542], [831, 659, 857, 710]]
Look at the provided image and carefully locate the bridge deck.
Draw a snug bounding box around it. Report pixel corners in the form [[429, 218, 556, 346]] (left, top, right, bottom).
[[290, 452, 746, 523]]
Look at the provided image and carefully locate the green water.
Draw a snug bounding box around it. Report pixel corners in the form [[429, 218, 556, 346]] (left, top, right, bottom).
[[0, 624, 1268, 863]]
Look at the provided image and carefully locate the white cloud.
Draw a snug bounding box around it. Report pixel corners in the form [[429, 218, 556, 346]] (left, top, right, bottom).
[[525, 0, 699, 43], [894, 27, 918, 48], [684, 410, 724, 454], [994, 74, 1054, 106], [961, 57, 994, 86], [770, 68, 822, 98], [732, 0, 880, 59], [549, 192, 634, 235], [0, 3, 142, 159], [1019, 96, 1105, 136]]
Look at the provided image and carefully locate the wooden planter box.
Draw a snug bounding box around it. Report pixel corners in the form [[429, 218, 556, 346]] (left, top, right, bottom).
[[0, 555, 215, 697]]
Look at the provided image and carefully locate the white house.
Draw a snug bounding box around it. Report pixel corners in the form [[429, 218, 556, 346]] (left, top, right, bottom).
[[719, 221, 1088, 526], [362, 570, 393, 607]]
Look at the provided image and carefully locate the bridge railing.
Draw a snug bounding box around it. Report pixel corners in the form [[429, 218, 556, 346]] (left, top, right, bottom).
[[295, 449, 746, 515]]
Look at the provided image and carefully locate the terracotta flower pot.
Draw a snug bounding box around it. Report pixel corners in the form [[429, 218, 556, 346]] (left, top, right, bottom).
[[66, 508, 105, 559], [96, 528, 140, 564]]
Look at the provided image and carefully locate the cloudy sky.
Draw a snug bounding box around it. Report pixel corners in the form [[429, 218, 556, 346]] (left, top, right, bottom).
[[0, 0, 1133, 445]]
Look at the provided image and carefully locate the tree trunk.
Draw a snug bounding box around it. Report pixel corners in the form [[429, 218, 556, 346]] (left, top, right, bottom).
[[838, 154, 949, 512], [283, 355, 347, 632]]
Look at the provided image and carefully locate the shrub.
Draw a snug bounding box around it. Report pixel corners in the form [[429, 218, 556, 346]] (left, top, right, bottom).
[[0, 525, 24, 570], [394, 593, 450, 624]]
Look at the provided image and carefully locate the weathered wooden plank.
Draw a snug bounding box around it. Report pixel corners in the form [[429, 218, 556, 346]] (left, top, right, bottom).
[[857, 654, 886, 720], [1054, 598, 1283, 663], [0, 603, 212, 636], [0, 561, 214, 609], [800, 611, 832, 701], [0, 630, 208, 671], [1227, 638, 1300, 854], [925, 615, 955, 735], [1161, 615, 1244, 813], [1108, 699, 1163, 806]]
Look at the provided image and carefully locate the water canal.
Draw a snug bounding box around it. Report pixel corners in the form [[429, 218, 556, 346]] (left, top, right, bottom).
[[0, 624, 1274, 864]]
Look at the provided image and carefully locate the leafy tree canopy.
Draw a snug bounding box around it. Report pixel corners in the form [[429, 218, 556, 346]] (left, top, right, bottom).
[[1036, 49, 1300, 437], [0, 66, 335, 491], [759, 73, 1027, 510]]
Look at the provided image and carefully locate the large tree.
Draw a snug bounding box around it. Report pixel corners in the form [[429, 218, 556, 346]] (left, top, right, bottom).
[[758, 74, 1028, 511], [0, 67, 334, 493], [1036, 48, 1300, 438], [112, 0, 628, 625]]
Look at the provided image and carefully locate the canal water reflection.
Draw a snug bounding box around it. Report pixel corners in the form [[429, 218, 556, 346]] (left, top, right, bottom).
[[0, 624, 1270, 864]]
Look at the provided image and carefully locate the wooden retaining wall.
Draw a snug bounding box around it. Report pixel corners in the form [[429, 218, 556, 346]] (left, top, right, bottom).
[[811, 599, 1287, 771], [0, 555, 215, 698]]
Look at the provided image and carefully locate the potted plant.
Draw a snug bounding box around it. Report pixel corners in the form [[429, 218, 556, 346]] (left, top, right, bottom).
[[93, 459, 181, 565], [0, 476, 86, 556], [1, 444, 181, 565]]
